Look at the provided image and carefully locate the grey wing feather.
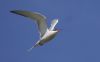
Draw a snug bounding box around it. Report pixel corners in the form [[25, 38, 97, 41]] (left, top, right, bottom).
[[10, 10, 48, 37]]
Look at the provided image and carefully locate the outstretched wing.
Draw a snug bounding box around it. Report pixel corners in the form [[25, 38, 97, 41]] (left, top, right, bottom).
[[49, 19, 58, 31], [10, 10, 48, 37]]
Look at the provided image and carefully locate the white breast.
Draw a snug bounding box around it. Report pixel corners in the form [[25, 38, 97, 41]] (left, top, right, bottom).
[[41, 30, 57, 40]]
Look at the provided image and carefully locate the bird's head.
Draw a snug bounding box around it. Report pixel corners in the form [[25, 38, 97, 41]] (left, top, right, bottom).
[[55, 28, 60, 32]]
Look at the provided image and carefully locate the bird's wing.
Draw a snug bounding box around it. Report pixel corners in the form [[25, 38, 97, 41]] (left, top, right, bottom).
[[10, 10, 48, 37], [49, 19, 58, 31]]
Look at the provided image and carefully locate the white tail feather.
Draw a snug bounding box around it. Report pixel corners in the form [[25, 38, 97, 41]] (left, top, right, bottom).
[[27, 46, 35, 52]]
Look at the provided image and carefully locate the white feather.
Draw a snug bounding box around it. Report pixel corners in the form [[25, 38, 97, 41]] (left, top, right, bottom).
[[49, 19, 58, 31]]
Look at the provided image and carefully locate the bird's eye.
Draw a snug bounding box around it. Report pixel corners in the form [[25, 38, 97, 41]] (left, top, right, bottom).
[[55, 28, 60, 32]]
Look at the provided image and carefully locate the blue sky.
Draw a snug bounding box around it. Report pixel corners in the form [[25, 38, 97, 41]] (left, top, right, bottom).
[[1, 0, 100, 62]]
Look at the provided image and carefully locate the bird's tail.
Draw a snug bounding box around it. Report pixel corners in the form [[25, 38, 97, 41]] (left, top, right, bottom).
[[27, 44, 39, 52], [27, 46, 35, 52]]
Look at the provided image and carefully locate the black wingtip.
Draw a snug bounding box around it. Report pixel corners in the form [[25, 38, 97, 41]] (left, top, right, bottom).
[[10, 10, 17, 13], [10, 10, 28, 17], [10, 10, 14, 13]]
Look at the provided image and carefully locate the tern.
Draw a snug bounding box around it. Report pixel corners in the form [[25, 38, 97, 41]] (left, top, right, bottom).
[[10, 10, 59, 51]]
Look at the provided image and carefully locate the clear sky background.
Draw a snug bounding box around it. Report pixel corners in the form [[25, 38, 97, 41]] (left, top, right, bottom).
[[0, 0, 100, 62]]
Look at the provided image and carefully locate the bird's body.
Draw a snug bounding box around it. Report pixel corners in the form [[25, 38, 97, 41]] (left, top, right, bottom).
[[35, 30, 58, 46], [10, 10, 59, 51]]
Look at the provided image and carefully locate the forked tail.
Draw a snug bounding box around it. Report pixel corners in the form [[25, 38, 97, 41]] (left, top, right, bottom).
[[27, 44, 39, 52], [27, 46, 35, 52]]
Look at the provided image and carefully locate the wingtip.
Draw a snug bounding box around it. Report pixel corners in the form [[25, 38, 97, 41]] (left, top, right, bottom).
[[10, 10, 17, 13], [55, 19, 59, 21], [10, 10, 14, 13]]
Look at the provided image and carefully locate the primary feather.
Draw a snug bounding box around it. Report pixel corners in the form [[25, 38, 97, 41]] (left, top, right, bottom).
[[10, 10, 48, 37]]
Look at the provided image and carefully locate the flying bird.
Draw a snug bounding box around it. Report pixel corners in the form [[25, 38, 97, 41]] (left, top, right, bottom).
[[10, 10, 59, 51]]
